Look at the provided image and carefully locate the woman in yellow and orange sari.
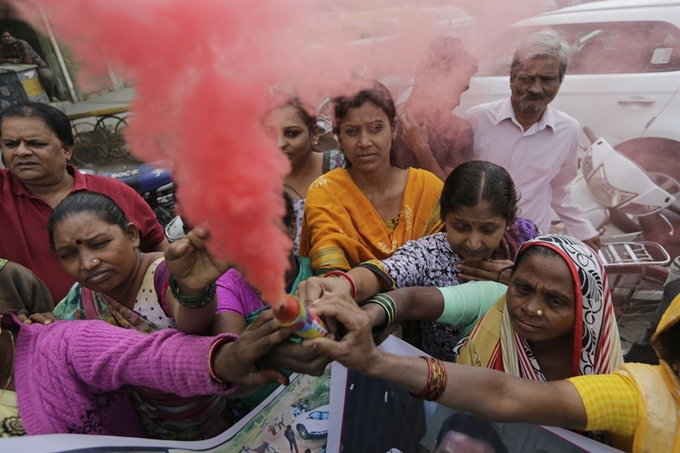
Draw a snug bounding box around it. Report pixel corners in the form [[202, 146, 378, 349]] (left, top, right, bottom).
[[299, 80, 443, 274]]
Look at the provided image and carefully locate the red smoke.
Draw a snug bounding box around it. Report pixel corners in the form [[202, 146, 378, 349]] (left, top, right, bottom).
[[13, 0, 545, 304], [16, 0, 298, 304]]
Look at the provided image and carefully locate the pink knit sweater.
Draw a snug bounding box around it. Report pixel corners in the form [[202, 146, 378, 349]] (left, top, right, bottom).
[[6, 315, 238, 437]]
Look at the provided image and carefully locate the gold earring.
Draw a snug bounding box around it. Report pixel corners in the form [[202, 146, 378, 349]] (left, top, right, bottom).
[[392, 131, 397, 141], [312, 136, 319, 148]]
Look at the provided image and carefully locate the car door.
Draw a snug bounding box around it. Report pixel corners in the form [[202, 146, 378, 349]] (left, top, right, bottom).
[[550, 19, 680, 147]]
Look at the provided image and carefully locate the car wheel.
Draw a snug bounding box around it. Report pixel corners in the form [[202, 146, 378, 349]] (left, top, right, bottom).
[[296, 424, 310, 440]]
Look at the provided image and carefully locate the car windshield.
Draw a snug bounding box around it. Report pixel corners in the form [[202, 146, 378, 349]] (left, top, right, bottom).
[[475, 21, 680, 76]]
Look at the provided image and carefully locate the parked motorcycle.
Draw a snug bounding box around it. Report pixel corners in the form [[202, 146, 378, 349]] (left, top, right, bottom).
[[574, 127, 680, 244], [81, 161, 176, 227], [561, 127, 679, 346]]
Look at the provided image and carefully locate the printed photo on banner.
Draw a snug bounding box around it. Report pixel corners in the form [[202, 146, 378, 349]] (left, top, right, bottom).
[[0, 368, 331, 453], [327, 336, 622, 453]]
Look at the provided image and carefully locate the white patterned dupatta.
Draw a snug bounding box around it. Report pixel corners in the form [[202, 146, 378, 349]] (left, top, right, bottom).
[[500, 234, 624, 381]]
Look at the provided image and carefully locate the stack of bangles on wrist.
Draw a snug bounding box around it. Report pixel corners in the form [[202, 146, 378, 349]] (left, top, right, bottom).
[[169, 275, 217, 308], [322, 270, 357, 299], [410, 356, 448, 401], [365, 293, 396, 335]]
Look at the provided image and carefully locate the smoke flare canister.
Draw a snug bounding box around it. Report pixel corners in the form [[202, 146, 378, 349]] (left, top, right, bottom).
[[274, 295, 328, 339]]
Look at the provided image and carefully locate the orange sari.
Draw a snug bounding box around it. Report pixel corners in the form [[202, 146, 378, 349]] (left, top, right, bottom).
[[299, 168, 443, 274]]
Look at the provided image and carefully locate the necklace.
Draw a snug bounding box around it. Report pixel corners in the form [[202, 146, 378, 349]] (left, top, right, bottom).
[[0, 329, 15, 401]]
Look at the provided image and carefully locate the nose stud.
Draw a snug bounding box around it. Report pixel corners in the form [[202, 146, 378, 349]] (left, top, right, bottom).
[[92, 258, 100, 265], [536, 309, 543, 317]]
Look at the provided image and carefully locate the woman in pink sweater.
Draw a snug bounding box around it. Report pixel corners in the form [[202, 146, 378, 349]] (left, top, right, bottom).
[[0, 309, 291, 437]]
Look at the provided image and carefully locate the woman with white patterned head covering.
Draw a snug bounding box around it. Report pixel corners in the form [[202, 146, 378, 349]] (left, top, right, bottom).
[[457, 233, 623, 380]]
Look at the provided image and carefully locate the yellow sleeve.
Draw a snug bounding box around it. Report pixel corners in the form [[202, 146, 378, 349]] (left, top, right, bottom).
[[567, 373, 639, 438]]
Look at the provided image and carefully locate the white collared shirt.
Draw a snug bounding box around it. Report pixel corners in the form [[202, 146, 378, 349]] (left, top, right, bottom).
[[465, 98, 597, 240]]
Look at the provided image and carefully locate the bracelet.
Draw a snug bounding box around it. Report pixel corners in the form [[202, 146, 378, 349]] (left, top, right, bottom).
[[365, 293, 397, 335], [169, 275, 216, 308], [208, 336, 236, 384], [322, 271, 357, 299], [409, 356, 448, 401], [497, 266, 513, 283]]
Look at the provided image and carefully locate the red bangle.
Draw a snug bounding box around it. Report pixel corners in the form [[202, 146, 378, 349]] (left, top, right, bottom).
[[323, 271, 357, 299], [409, 356, 448, 401], [208, 336, 236, 384]]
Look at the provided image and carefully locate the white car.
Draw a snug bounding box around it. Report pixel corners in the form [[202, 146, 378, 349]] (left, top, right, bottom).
[[293, 404, 330, 440], [458, 0, 680, 183]]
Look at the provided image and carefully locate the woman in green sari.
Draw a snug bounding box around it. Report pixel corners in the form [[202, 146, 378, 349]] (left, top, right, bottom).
[[49, 190, 232, 440]]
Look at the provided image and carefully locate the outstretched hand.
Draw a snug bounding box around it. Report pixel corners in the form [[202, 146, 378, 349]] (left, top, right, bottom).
[[258, 341, 331, 377], [302, 292, 383, 375], [164, 225, 231, 293], [213, 309, 292, 392], [297, 276, 351, 305]]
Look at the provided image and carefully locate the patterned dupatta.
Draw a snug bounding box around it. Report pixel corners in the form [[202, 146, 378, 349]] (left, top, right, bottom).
[[53, 259, 229, 440], [80, 288, 158, 333], [458, 234, 623, 380]]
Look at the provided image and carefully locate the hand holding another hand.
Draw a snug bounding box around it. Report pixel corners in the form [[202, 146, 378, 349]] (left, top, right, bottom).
[[212, 309, 292, 392], [303, 292, 383, 375]]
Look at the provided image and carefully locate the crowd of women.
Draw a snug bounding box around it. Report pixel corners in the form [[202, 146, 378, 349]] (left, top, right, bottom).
[[0, 32, 677, 453]]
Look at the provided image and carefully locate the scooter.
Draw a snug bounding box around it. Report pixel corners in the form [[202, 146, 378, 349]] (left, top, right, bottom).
[[577, 127, 679, 243], [81, 161, 176, 227], [558, 128, 679, 344], [552, 127, 677, 265]]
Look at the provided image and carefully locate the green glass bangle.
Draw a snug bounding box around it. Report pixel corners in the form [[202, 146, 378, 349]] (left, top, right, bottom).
[[366, 293, 397, 336], [169, 275, 216, 308]]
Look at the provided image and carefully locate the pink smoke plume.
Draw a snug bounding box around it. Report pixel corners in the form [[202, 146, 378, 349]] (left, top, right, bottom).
[[14, 0, 546, 304], [15, 0, 303, 304]]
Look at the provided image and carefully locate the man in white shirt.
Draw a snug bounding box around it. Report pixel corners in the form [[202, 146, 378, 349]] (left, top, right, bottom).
[[465, 30, 599, 251]]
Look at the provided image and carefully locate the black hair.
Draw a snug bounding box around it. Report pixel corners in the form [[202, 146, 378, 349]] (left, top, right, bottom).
[[0, 102, 74, 147], [283, 191, 295, 230], [658, 319, 680, 372], [1, 29, 13, 36], [510, 244, 561, 276], [286, 97, 317, 135], [416, 36, 478, 79], [440, 161, 519, 224], [332, 80, 397, 136], [435, 413, 508, 453], [265, 93, 317, 140], [48, 191, 129, 245]]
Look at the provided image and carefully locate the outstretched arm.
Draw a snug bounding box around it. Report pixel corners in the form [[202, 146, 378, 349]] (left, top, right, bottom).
[[363, 282, 506, 333], [362, 286, 445, 329], [63, 309, 290, 398], [297, 267, 382, 304], [305, 293, 588, 430]]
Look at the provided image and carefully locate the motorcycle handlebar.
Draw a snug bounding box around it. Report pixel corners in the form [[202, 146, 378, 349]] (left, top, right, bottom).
[[583, 127, 598, 144]]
